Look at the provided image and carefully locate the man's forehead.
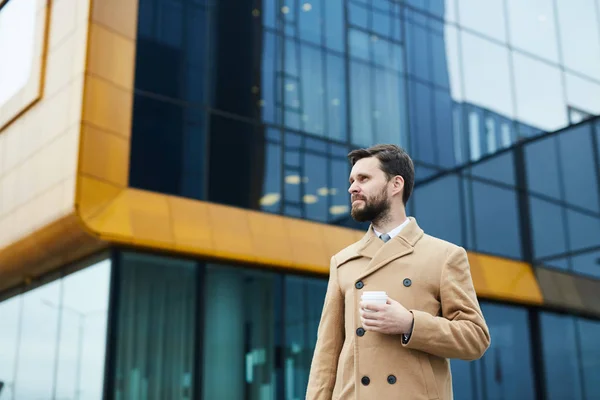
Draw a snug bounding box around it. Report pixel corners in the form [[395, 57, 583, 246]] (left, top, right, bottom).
[[350, 157, 381, 175]]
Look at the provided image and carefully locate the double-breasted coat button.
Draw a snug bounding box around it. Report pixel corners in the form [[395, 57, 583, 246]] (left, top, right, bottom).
[[356, 327, 365, 337], [387, 375, 397, 384], [355, 281, 364, 289], [361, 376, 370, 386], [403, 278, 412, 287]]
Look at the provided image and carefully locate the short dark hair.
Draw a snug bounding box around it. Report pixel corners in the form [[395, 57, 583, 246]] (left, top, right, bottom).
[[347, 144, 414, 205]]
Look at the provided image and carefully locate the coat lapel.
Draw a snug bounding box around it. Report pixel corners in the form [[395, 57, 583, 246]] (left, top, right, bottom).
[[356, 217, 424, 280]]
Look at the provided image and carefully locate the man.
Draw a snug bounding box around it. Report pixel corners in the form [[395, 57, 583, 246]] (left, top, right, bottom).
[[306, 144, 490, 399]]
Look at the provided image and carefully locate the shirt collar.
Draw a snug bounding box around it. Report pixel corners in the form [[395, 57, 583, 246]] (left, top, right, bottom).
[[373, 217, 410, 240]]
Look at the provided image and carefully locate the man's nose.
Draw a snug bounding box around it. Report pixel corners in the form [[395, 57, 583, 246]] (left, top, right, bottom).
[[348, 183, 358, 194]]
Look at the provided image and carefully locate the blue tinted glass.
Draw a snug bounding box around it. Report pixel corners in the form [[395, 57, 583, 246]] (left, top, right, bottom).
[[578, 318, 600, 399], [130, 95, 206, 199], [298, 0, 322, 44], [409, 80, 436, 164], [330, 159, 350, 221], [326, 54, 347, 141], [305, 137, 327, 153], [525, 136, 561, 199], [349, 29, 370, 61], [348, 2, 369, 29], [349, 60, 374, 146], [300, 44, 326, 136], [263, 0, 277, 29], [472, 181, 522, 258], [558, 124, 599, 212], [480, 304, 535, 399], [529, 197, 568, 259], [430, 26, 449, 88], [571, 249, 600, 279], [452, 303, 535, 399], [412, 175, 463, 246], [304, 153, 329, 221], [373, 38, 403, 72], [284, 276, 327, 400], [372, 9, 392, 38], [470, 152, 516, 186], [415, 165, 440, 182], [541, 313, 584, 400], [261, 31, 280, 125], [261, 143, 282, 213], [405, 19, 430, 82], [324, 0, 344, 51], [542, 256, 570, 271], [374, 68, 406, 145], [435, 89, 456, 168], [462, 177, 476, 249], [566, 209, 600, 252]]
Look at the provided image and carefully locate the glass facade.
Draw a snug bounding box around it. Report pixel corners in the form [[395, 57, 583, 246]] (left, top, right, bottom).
[[0, 258, 111, 400], [4, 252, 599, 398], [129, 0, 600, 223]]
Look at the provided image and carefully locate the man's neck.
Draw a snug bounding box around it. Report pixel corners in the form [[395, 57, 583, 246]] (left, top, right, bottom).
[[373, 213, 408, 235]]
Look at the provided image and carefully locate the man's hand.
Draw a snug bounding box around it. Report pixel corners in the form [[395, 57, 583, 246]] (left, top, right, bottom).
[[359, 298, 414, 335]]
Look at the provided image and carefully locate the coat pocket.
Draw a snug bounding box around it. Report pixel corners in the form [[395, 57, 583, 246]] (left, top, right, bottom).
[[418, 352, 439, 400]]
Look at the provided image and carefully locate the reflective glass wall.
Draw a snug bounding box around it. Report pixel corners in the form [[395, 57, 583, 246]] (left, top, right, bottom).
[[129, 0, 600, 224], [107, 251, 600, 399], [412, 117, 600, 278], [0, 258, 111, 400]]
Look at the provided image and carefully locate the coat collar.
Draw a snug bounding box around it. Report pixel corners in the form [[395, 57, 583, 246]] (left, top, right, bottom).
[[347, 217, 425, 280]]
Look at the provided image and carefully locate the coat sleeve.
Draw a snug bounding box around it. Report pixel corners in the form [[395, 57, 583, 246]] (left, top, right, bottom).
[[306, 256, 345, 399], [403, 246, 491, 360]]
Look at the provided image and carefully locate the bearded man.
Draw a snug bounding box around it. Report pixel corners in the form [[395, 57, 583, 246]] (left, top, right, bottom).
[[306, 144, 490, 400]]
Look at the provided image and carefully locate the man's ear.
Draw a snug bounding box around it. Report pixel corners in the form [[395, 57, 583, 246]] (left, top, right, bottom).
[[392, 175, 404, 196]]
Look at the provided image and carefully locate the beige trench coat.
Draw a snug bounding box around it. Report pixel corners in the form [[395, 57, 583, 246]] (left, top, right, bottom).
[[306, 217, 490, 400]]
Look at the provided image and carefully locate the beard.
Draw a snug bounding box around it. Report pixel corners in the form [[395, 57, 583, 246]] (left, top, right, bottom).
[[350, 186, 391, 224]]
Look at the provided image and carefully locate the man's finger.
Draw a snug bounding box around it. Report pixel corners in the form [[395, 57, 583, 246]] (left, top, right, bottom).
[[360, 310, 379, 320]]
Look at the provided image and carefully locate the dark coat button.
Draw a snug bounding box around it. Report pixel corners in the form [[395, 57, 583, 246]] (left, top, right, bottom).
[[387, 375, 397, 384], [403, 278, 412, 287], [355, 281, 364, 289], [356, 327, 365, 337], [361, 376, 370, 386]]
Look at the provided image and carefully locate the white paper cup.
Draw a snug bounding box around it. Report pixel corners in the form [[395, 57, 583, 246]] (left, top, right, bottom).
[[361, 291, 388, 312]]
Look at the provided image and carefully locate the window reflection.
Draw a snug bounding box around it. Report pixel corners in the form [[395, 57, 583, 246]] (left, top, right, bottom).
[[506, 0, 559, 63], [461, 32, 514, 121], [14, 281, 61, 398], [0, 296, 21, 399], [458, 0, 507, 42], [284, 276, 327, 400], [203, 265, 280, 400], [530, 197, 568, 259], [54, 261, 111, 400], [413, 175, 463, 246], [556, 0, 600, 81], [557, 124, 599, 212], [541, 313, 584, 400], [513, 53, 566, 132], [114, 253, 197, 399], [471, 180, 522, 259], [451, 303, 535, 400], [0, 259, 110, 400]]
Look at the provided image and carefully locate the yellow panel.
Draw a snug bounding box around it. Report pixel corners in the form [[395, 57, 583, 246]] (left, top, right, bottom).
[[82, 75, 132, 138], [80, 124, 130, 186], [91, 0, 139, 40], [77, 175, 122, 220], [127, 190, 174, 247], [247, 211, 294, 269], [169, 196, 213, 252], [87, 23, 136, 89], [470, 253, 544, 305], [206, 203, 258, 262]]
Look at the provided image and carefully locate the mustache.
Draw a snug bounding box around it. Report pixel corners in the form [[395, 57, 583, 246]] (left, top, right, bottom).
[[352, 195, 367, 202]]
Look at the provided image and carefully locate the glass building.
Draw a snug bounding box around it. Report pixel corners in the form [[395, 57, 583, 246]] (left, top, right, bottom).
[[1, 0, 600, 399]]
